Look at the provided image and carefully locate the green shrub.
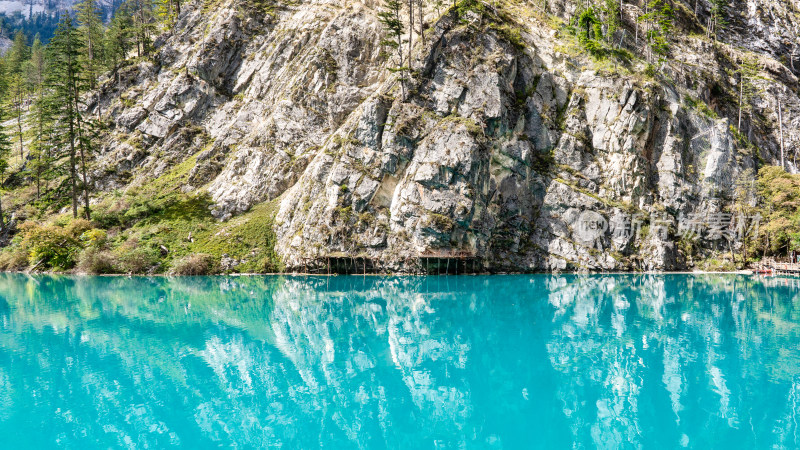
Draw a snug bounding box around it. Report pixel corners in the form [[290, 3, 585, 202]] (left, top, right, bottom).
[[0, 248, 29, 271], [65, 218, 93, 237], [16, 218, 105, 271], [582, 39, 605, 57], [77, 248, 119, 274], [81, 229, 109, 249], [170, 253, 218, 276], [698, 257, 736, 272], [489, 23, 525, 49], [424, 213, 455, 233], [19, 223, 80, 270], [116, 245, 160, 274], [455, 0, 485, 20]]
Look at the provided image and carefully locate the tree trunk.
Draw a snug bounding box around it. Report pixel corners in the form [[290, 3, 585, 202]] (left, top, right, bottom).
[[742, 231, 748, 268], [0, 193, 4, 234], [417, 0, 425, 46], [407, 0, 414, 70], [74, 86, 91, 220], [737, 75, 743, 131], [79, 138, 91, 221], [778, 96, 785, 170], [69, 120, 78, 219], [67, 49, 79, 219], [16, 99, 24, 161], [36, 90, 43, 199], [87, 31, 95, 88], [713, 13, 717, 41], [728, 238, 736, 268], [36, 158, 41, 199]]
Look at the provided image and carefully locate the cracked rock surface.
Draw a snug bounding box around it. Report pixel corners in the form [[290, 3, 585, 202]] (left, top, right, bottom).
[[90, 0, 800, 272]]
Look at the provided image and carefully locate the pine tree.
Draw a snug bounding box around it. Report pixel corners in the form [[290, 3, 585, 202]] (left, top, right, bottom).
[[735, 55, 762, 135], [106, 2, 135, 69], [378, 0, 408, 98], [0, 114, 12, 232], [75, 0, 106, 88], [46, 15, 93, 220], [27, 93, 56, 200], [23, 34, 46, 89], [601, 0, 621, 45], [416, 0, 425, 47], [637, 0, 673, 63], [25, 36, 52, 199], [0, 59, 8, 103], [156, 0, 182, 26], [406, 0, 414, 69], [577, 7, 601, 43], [5, 30, 31, 76], [733, 168, 757, 267], [128, 0, 158, 58], [7, 73, 27, 161], [709, 0, 727, 42]]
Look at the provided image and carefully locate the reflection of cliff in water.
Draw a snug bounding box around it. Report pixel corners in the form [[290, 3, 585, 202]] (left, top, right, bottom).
[[544, 275, 800, 449], [0, 274, 798, 447]]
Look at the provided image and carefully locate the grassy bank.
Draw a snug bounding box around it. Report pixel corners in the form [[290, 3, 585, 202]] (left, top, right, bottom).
[[0, 190, 283, 276]]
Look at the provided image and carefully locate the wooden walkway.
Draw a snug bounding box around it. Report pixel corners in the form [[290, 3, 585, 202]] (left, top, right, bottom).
[[755, 260, 800, 276], [293, 253, 482, 275]]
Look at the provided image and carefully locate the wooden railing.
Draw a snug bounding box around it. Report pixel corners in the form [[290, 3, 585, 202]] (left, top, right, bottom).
[[755, 259, 800, 275]]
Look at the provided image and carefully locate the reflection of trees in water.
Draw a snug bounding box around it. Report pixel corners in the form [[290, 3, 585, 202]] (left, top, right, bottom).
[[0, 274, 288, 447], [0, 274, 799, 447]]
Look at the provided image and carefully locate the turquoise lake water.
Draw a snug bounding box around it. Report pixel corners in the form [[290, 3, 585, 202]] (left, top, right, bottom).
[[0, 274, 799, 448]]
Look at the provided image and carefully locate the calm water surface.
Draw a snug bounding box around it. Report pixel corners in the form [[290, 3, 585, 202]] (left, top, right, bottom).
[[0, 274, 799, 448]]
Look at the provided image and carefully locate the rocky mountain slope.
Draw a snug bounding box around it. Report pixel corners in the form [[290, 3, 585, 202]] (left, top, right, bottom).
[[78, 0, 800, 273]]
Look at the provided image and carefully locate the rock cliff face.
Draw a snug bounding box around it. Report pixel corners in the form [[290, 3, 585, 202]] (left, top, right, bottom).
[[90, 0, 800, 272]]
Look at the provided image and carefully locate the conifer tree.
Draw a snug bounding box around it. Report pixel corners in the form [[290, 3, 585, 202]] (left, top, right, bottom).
[[638, 0, 673, 63], [7, 73, 27, 160], [75, 0, 105, 88], [0, 115, 12, 232], [27, 93, 56, 200], [601, 0, 621, 45], [735, 55, 762, 135], [23, 34, 46, 89], [709, 0, 727, 41], [5, 30, 30, 76], [129, 0, 158, 58], [4, 32, 31, 162], [406, 0, 414, 67], [46, 15, 93, 220], [415, 0, 425, 47], [577, 7, 601, 43], [157, 0, 182, 25], [105, 2, 135, 69], [733, 168, 757, 267], [0, 59, 8, 103], [378, 0, 408, 98], [25, 36, 52, 199]]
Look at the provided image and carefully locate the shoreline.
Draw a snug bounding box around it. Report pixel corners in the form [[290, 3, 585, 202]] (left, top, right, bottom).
[[0, 269, 762, 277]]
